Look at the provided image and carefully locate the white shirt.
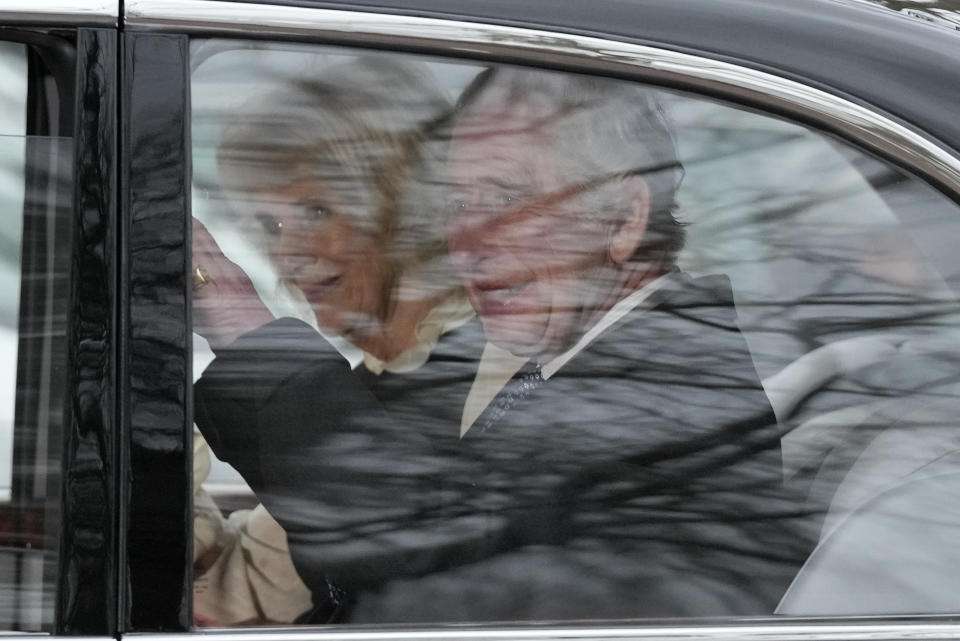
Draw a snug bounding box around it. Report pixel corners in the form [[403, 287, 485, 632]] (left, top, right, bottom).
[[460, 273, 672, 436], [361, 294, 475, 375]]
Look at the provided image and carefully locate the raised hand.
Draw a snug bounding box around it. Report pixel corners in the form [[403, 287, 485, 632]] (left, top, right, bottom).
[[192, 218, 275, 350]]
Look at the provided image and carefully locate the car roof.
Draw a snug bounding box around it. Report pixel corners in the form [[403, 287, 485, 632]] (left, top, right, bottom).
[[205, 0, 960, 161]]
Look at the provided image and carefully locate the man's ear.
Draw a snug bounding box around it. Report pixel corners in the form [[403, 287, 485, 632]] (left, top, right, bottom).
[[609, 175, 650, 264]]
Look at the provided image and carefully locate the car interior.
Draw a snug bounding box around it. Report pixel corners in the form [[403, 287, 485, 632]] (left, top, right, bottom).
[[188, 42, 960, 621]]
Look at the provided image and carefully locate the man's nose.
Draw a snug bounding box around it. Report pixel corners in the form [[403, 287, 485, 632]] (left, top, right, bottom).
[[449, 207, 500, 269]]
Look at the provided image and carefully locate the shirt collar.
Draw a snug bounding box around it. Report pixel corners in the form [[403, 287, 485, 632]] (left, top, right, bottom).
[[362, 293, 475, 375], [460, 273, 672, 436], [540, 272, 672, 380]]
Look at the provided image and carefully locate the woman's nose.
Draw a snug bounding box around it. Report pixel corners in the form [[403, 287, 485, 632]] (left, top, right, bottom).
[[272, 229, 321, 277]]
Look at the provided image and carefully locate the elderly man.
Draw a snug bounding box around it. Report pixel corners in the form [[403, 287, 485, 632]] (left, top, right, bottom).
[[447, 67, 688, 434], [447, 70, 684, 369], [193, 65, 807, 624], [334, 68, 807, 621], [360, 67, 808, 619]]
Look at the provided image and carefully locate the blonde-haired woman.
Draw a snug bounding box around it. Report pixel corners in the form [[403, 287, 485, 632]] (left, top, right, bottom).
[[191, 57, 479, 625]]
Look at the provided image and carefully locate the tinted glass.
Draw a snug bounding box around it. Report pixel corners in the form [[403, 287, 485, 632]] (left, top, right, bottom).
[[190, 40, 960, 625], [0, 40, 72, 632]]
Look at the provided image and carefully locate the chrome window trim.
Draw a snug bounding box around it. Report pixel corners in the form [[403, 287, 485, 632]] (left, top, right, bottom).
[[0, 630, 114, 641], [128, 623, 960, 641], [0, 0, 117, 26], [124, 0, 960, 199]]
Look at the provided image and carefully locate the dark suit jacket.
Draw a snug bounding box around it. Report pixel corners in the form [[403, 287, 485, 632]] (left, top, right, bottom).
[[194, 272, 809, 622]]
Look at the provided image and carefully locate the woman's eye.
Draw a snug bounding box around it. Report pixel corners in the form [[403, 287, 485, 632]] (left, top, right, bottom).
[[255, 212, 283, 236], [501, 194, 517, 207], [304, 205, 330, 222], [451, 199, 469, 214]]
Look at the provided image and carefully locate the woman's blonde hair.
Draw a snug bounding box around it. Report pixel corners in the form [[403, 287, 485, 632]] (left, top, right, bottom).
[[217, 56, 455, 314]]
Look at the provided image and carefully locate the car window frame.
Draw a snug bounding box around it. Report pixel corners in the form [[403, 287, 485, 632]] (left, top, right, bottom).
[[120, 0, 960, 638]]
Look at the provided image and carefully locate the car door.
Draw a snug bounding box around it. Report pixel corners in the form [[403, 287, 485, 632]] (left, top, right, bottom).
[[121, 0, 960, 632], [9, 0, 960, 639], [123, 0, 960, 632]]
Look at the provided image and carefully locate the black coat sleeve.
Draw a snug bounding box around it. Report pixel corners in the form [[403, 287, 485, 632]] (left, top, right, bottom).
[[194, 317, 364, 491]]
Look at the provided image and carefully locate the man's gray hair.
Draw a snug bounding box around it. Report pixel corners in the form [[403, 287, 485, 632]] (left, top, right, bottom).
[[454, 66, 685, 265]]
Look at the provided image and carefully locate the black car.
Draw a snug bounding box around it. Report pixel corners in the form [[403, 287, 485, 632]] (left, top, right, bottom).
[[3, 0, 960, 638]]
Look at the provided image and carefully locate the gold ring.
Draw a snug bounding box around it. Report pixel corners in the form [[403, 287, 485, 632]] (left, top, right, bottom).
[[193, 266, 212, 290]]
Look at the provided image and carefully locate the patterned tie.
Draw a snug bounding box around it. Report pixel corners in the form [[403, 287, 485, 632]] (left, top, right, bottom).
[[478, 361, 544, 433]]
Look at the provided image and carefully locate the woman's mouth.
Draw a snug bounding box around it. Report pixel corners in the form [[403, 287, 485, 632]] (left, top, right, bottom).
[[299, 274, 342, 303]]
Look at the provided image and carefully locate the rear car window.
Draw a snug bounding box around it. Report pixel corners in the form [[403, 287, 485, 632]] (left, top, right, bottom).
[[188, 40, 960, 625]]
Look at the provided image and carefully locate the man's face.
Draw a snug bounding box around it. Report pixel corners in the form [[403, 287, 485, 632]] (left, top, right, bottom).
[[447, 110, 618, 358]]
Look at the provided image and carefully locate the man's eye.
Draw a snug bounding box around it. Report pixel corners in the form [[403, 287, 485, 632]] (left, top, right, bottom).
[[500, 194, 517, 207], [255, 212, 283, 236], [304, 205, 331, 222], [451, 199, 469, 213]]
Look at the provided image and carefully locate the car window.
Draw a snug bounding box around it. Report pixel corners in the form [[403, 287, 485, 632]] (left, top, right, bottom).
[[0, 40, 28, 510], [189, 40, 960, 626], [0, 38, 73, 632]]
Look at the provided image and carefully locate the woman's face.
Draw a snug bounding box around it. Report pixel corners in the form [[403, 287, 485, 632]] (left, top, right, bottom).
[[251, 176, 389, 338]]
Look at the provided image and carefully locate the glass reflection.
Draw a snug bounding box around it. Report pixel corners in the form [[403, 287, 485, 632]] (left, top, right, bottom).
[[0, 135, 72, 632], [191, 45, 960, 625], [0, 41, 71, 632]]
